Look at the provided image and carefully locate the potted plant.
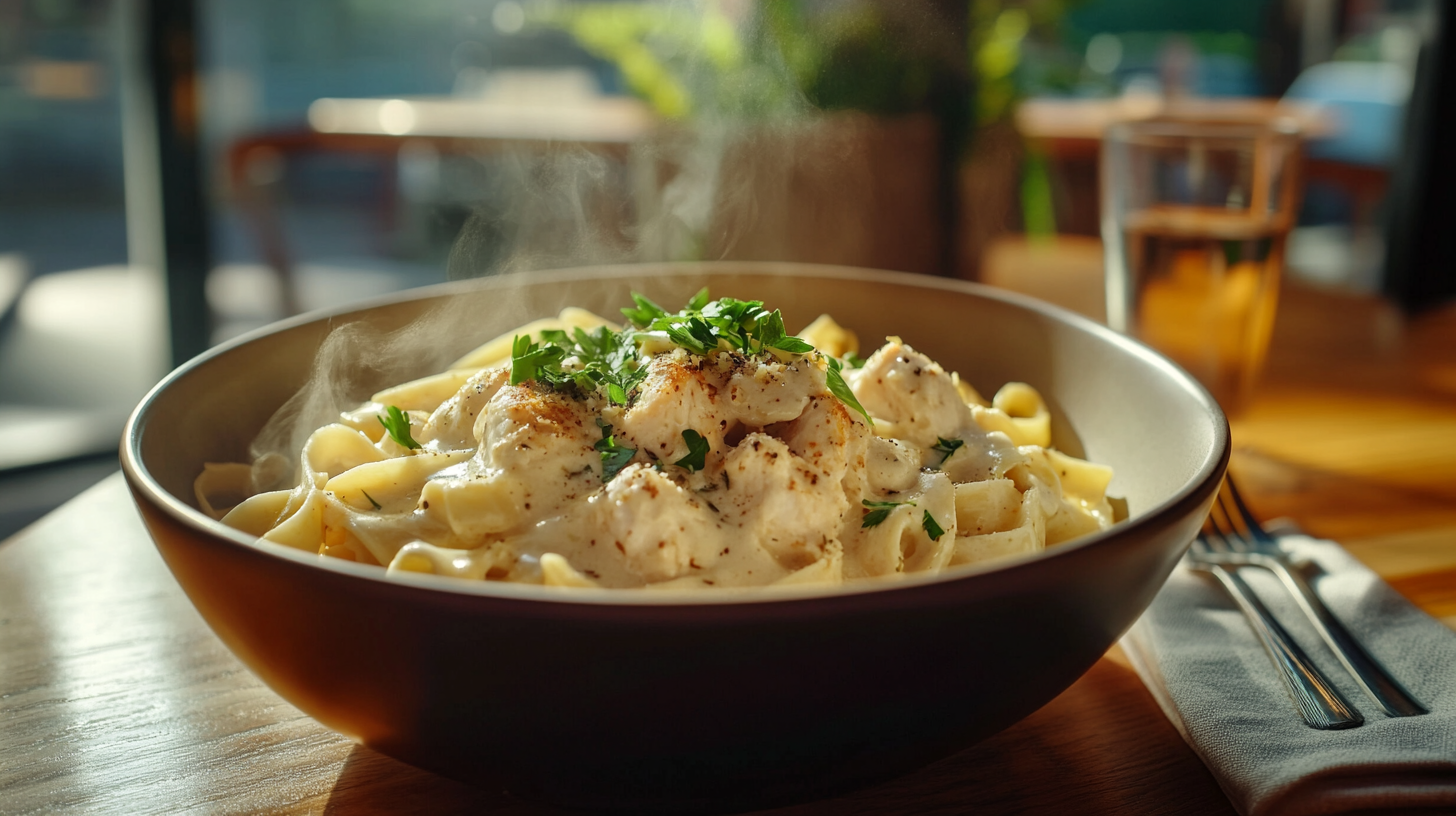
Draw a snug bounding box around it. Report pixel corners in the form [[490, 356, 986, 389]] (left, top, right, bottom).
[[518, 0, 971, 276]]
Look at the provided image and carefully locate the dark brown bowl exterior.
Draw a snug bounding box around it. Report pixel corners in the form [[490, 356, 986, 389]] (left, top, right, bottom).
[[122, 263, 1228, 812]]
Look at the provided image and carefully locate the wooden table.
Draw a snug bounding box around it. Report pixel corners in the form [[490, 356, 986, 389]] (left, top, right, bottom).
[[2, 283, 1453, 814]]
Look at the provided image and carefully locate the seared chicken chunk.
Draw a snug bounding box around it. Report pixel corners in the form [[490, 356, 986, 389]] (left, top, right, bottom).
[[851, 340, 973, 449], [718, 433, 847, 571], [418, 366, 510, 450], [472, 382, 601, 525], [594, 463, 722, 582], [617, 355, 729, 467]]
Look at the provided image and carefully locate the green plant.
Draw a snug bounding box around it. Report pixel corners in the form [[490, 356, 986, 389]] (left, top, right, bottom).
[[967, 0, 1080, 240], [532, 0, 959, 121]]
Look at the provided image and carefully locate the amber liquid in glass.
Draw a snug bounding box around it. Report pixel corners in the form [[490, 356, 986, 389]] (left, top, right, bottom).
[[1123, 205, 1286, 409]]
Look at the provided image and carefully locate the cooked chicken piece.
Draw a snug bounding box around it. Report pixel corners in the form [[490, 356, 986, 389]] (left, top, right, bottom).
[[852, 341, 1025, 481], [717, 433, 847, 571], [616, 355, 729, 467], [418, 366, 511, 451], [473, 382, 601, 523], [593, 463, 722, 582], [768, 394, 867, 493], [725, 356, 824, 426], [850, 340, 974, 449]]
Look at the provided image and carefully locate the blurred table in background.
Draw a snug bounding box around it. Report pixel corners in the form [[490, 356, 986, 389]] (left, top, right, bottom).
[[225, 91, 656, 318], [226, 93, 949, 325], [1, 280, 1453, 814], [1015, 96, 1335, 159], [1009, 96, 1370, 246]]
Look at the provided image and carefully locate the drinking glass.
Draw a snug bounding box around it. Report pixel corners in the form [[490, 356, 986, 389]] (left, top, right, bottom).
[[1101, 117, 1303, 410]]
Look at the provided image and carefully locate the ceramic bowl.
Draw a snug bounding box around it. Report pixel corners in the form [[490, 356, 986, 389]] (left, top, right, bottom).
[[121, 263, 1228, 812]]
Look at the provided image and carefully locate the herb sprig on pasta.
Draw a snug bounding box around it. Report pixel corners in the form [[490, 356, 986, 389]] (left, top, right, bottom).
[[507, 289, 870, 423]]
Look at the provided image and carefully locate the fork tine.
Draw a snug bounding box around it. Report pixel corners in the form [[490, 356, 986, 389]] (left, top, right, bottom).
[[1214, 489, 1252, 545], [1206, 503, 1240, 552], [1191, 524, 1215, 554], [1225, 476, 1276, 544]]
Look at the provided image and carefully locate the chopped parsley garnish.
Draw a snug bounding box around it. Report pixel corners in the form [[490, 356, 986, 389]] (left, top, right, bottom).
[[662, 315, 721, 356], [510, 326, 644, 405], [861, 498, 913, 528], [361, 489, 382, 510], [509, 334, 562, 386], [825, 356, 873, 427], [931, 436, 965, 467], [621, 291, 815, 357], [922, 511, 946, 541], [595, 419, 636, 482], [754, 309, 815, 354], [508, 289, 870, 425], [684, 287, 712, 311], [620, 291, 672, 328], [378, 405, 421, 450], [844, 351, 867, 369], [673, 429, 710, 472]]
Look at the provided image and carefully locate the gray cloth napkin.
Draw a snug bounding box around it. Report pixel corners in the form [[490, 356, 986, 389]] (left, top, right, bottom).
[[1121, 533, 1456, 816]]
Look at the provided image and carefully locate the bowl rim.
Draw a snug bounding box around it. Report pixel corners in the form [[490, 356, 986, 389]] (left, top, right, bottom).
[[121, 261, 1230, 608]]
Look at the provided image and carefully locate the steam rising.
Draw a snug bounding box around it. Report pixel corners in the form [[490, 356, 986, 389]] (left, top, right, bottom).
[[245, 1, 958, 485], [443, 119, 816, 281], [244, 275, 661, 491], [247, 298, 482, 490]]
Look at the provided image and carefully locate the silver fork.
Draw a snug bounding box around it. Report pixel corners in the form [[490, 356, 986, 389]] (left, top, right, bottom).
[[1187, 526, 1364, 729], [1200, 479, 1428, 718]]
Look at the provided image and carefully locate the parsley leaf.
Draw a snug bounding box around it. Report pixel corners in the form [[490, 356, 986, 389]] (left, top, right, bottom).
[[663, 316, 719, 356], [361, 489, 382, 510], [673, 429, 710, 472], [685, 287, 712, 311], [931, 436, 965, 467], [861, 498, 913, 528], [594, 420, 636, 482], [508, 327, 645, 404], [825, 356, 873, 427], [844, 351, 867, 369], [922, 510, 946, 541], [757, 309, 814, 354], [771, 336, 815, 354], [699, 297, 767, 351], [378, 405, 422, 450], [641, 296, 812, 357], [755, 307, 786, 346], [621, 293, 669, 328], [509, 335, 566, 386]]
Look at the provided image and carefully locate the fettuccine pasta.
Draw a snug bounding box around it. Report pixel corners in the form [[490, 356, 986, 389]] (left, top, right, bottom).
[[198, 291, 1117, 589]]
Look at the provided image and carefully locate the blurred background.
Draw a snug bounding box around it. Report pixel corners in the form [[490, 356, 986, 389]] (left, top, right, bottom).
[[1, 0, 1451, 537]]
